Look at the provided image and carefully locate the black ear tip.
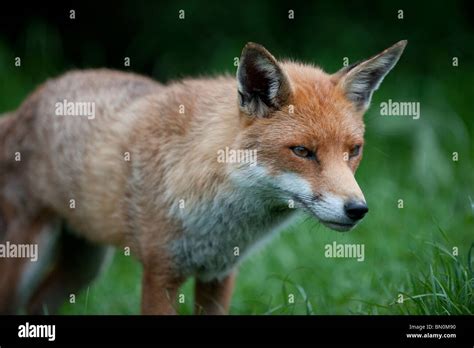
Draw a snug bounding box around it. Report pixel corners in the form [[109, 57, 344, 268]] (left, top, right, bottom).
[[242, 42, 270, 56], [244, 42, 262, 49]]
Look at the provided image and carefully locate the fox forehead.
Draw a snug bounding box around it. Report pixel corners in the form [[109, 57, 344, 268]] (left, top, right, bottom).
[[266, 61, 365, 143]]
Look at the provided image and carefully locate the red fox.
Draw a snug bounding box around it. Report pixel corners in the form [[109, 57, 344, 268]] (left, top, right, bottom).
[[0, 41, 406, 315]]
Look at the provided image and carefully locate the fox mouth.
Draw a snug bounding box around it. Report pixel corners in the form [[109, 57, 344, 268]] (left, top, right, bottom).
[[289, 194, 356, 232], [319, 220, 355, 232]]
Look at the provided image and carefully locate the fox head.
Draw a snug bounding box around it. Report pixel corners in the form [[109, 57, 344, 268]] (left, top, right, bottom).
[[234, 41, 406, 231]]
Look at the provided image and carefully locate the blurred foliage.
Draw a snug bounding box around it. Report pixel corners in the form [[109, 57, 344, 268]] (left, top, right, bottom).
[[0, 1, 473, 314]]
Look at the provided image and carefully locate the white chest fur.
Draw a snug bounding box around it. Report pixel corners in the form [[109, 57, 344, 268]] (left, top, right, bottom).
[[168, 187, 295, 281]]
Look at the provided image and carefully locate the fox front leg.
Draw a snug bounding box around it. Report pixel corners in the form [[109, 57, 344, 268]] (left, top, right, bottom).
[[194, 271, 236, 315], [141, 258, 184, 315]]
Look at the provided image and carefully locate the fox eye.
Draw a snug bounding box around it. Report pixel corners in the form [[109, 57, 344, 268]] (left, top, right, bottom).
[[291, 146, 315, 159], [349, 144, 362, 158]]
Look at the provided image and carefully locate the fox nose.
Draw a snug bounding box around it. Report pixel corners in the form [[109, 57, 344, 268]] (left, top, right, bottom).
[[344, 200, 368, 221]]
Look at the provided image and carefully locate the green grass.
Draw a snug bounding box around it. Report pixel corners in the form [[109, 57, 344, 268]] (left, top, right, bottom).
[[57, 202, 473, 315], [396, 241, 474, 315]]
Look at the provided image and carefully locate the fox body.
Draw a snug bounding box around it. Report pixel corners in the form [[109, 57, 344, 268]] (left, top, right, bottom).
[[0, 41, 406, 314]]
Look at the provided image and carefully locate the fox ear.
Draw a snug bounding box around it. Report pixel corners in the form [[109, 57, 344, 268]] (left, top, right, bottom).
[[237, 42, 291, 118], [336, 40, 407, 110]]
